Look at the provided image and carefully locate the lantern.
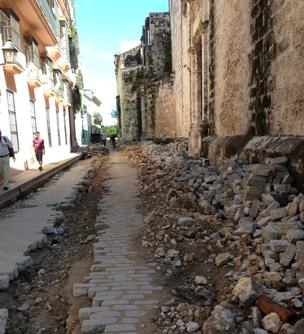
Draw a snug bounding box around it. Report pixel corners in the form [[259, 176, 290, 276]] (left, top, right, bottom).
[[2, 40, 18, 64]]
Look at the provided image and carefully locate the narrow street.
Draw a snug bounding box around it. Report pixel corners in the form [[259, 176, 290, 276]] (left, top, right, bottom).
[[76, 152, 162, 334], [0, 151, 162, 334]]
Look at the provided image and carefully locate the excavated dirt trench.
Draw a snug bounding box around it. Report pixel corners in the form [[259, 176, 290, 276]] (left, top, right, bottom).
[[0, 155, 109, 334]]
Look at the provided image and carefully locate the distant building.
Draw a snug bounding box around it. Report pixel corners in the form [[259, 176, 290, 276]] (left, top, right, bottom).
[[75, 89, 102, 145], [0, 0, 81, 167], [115, 13, 176, 142]]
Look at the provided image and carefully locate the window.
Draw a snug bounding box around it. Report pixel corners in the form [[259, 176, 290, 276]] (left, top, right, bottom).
[[46, 108, 52, 147], [63, 110, 68, 145], [30, 101, 37, 136], [25, 38, 39, 67], [56, 111, 61, 146], [0, 10, 21, 49], [7, 90, 19, 152]]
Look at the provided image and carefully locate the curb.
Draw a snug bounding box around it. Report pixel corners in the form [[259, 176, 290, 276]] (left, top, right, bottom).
[[0, 154, 82, 209]]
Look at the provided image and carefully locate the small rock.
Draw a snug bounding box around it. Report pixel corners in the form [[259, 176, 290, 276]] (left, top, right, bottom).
[[293, 298, 303, 309], [233, 277, 256, 306], [194, 276, 208, 285], [270, 240, 291, 253], [279, 323, 295, 334], [294, 318, 304, 334], [17, 304, 30, 312], [215, 252, 234, 266], [298, 278, 304, 289], [178, 216, 194, 227], [261, 194, 275, 206], [280, 244, 296, 267], [262, 312, 281, 333], [203, 305, 236, 333], [270, 208, 286, 221], [186, 321, 200, 333], [38, 269, 45, 276], [286, 229, 304, 243]]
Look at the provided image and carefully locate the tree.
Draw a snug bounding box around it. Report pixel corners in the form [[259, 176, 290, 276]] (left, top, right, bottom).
[[111, 108, 118, 119], [102, 125, 118, 137]]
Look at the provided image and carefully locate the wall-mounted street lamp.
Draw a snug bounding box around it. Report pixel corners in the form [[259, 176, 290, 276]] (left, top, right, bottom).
[[2, 40, 18, 64]]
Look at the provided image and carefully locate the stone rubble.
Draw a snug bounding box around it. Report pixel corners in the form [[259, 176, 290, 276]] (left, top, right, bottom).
[[121, 141, 304, 333]]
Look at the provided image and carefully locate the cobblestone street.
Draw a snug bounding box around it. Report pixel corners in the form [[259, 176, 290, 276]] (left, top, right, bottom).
[[76, 152, 161, 333]]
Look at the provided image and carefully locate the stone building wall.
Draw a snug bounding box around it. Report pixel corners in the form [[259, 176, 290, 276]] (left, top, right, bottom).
[[170, 0, 191, 139], [170, 0, 304, 154], [155, 78, 176, 139], [115, 45, 142, 141], [213, 0, 251, 136], [115, 12, 176, 142], [142, 13, 173, 140], [270, 1, 304, 135]]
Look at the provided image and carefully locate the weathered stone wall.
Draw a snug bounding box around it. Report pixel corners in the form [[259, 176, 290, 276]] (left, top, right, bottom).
[[169, 0, 304, 154], [170, 1, 183, 136], [271, 1, 304, 135], [170, 0, 191, 138], [142, 13, 171, 77], [213, 0, 251, 136], [120, 68, 141, 141], [115, 45, 142, 141], [155, 78, 176, 139]]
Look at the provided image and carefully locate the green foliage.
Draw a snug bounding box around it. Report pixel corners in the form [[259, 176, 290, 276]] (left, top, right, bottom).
[[72, 85, 82, 112], [111, 109, 118, 119], [102, 125, 118, 137]]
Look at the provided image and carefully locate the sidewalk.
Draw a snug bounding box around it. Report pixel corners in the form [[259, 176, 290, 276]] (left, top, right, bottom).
[[0, 153, 82, 209]]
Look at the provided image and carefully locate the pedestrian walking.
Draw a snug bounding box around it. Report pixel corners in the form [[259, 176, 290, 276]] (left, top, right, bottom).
[[110, 134, 116, 150], [0, 129, 15, 191], [33, 132, 45, 171], [100, 132, 106, 146]]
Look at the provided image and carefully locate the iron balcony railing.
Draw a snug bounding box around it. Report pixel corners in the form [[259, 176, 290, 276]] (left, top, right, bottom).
[[36, 0, 60, 40]]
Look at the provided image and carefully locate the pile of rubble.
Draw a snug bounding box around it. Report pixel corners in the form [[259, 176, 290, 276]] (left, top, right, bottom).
[[121, 142, 304, 334]]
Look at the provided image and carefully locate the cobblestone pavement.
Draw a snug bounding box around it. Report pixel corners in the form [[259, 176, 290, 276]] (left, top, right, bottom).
[[76, 152, 162, 334]]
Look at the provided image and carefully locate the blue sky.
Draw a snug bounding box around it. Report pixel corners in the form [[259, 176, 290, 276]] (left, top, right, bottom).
[[74, 0, 169, 125]]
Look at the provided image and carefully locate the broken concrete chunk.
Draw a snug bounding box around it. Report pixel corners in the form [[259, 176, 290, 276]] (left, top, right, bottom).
[[262, 312, 281, 333], [286, 229, 304, 243], [215, 252, 233, 266], [233, 277, 256, 306], [261, 226, 279, 241], [270, 240, 290, 253], [203, 305, 237, 334], [280, 244, 296, 268], [270, 207, 286, 221]]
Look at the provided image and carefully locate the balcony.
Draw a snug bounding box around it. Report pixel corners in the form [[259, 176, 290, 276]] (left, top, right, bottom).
[[27, 63, 42, 88], [46, 44, 63, 62], [41, 74, 55, 98], [36, 0, 60, 41], [57, 57, 70, 72]]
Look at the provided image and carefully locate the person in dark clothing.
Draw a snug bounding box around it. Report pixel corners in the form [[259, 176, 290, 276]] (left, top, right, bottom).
[[110, 134, 116, 150]]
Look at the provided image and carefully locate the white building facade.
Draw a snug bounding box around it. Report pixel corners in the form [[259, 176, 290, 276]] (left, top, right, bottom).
[[0, 0, 80, 169]]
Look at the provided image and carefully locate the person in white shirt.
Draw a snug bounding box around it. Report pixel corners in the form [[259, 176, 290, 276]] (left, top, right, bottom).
[[0, 129, 15, 191]]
